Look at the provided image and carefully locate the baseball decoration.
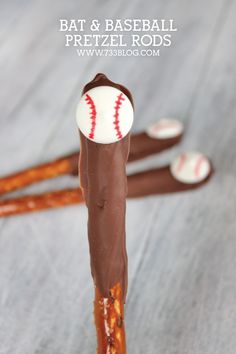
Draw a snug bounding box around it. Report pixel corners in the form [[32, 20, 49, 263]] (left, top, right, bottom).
[[170, 151, 211, 184], [146, 118, 183, 140], [76, 86, 134, 144]]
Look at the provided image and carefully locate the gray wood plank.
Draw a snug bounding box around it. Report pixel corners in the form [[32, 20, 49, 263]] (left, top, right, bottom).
[[126, 1, 236, 353], [1, 0, 235, 353]]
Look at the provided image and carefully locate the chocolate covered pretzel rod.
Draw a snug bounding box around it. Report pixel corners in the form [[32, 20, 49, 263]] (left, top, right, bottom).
[[129, 118, 183, 161], [0, 152, 212, 218], [77, 73, 134, 353], [0, 121, 183, 196]]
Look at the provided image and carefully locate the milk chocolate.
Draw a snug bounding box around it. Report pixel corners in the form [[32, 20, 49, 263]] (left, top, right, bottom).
[[129, 132, 182, 162], [127, 164, 213, 198]]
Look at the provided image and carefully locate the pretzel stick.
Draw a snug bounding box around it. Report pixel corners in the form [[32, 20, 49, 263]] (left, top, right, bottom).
[[129, 131, 182, 162], [0, 188, 83, 216], [0, 152, 78, 195], [94, 283, 126, 353], [0, 132, 182, 196]]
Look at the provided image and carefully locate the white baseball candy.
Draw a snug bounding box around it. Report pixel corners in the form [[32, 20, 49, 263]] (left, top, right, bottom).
[[76, 86, 134, 144], [170, 151, 211, 184], [146, 118, 183, 140]]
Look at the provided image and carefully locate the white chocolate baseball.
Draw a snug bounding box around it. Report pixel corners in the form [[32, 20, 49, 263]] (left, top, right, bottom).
[[170, 152, 211, 184], [76, 86, 134, 144], [146, 118, 183, 140]]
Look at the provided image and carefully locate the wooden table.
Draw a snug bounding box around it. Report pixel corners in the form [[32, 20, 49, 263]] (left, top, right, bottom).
[[0, 0, 235, 353]]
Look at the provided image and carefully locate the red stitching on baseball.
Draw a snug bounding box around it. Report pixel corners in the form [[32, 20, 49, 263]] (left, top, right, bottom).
[[194, 156, 206, 177], [85, 94, 96, 139], [153, 122, 180, 133], [176, 153, 187, 173], [113, 93, 125, 140]]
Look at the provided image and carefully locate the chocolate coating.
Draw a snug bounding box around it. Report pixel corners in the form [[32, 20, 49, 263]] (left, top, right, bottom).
[[129, 132, 182, 162], [127, 165, 213, 198], [79, 74, 132, 301], [82, 73, 134, 107]]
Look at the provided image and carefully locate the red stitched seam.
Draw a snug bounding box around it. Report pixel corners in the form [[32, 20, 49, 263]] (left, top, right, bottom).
[[113, 93, 125, 140], [194, 156, 205, 177], [85, 94, 96, 139], [153, 122, 178, 132], [176, 153, 187, 173]]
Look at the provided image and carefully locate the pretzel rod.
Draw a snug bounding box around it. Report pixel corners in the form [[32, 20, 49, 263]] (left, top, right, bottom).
[[0, 188, 83, 216], [0, 152, 78, 195], [78, 73, 135, 353], [94, 283, 126, 353], [0, 125, 182, 196], [129, 130, 182, 162], [127, 164, 213, 197], [0, 160, 213, 218]]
